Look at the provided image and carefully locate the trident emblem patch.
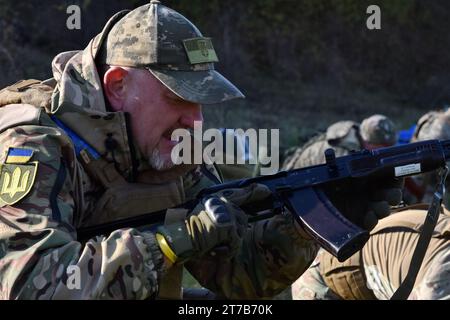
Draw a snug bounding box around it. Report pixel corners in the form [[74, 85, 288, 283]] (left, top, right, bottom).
[[0, 162, 38, 205], [198, 39, 209, 58]]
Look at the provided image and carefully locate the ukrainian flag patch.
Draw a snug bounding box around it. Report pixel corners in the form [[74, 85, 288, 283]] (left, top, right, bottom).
[[5, 147, 34, 164]]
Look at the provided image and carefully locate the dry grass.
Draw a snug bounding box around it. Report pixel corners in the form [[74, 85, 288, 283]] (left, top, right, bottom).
[[204, 77, 426, 152]]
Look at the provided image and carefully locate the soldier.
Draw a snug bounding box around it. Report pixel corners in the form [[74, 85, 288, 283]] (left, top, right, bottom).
[[0, 1, 401, 299], [291, 109, 450, 300], [291, 205, 450, 300], [282, 114, 397, 170], [403, 109, 450, 205]]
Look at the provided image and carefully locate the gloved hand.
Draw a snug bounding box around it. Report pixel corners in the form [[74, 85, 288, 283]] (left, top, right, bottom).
[[156, 183, 272, 264], [326, 177, 404, 230]]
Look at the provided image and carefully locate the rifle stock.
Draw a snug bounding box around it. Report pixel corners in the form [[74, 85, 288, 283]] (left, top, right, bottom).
[[77, 139, 450, 261]]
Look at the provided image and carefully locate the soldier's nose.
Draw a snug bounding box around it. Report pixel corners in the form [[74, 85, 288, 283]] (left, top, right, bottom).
[[180, 104, 203, 129]]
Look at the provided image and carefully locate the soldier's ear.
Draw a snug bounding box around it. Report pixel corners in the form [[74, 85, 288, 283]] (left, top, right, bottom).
[[103, 67, 129, 111]]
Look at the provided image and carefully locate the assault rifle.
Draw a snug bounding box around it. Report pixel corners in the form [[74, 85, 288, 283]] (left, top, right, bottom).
[[77, 139, 450, 262]]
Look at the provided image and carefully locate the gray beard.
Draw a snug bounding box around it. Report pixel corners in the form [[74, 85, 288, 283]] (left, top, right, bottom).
[[148, 148, 175, 171]]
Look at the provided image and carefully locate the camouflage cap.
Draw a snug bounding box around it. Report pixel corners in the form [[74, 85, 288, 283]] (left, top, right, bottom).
[[95, 0, 244, 105], [360, 114, 397, 146]]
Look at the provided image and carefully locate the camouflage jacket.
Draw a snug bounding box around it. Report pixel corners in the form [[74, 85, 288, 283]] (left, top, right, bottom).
[[406, 109, 450, 207], [283, 121, 361, 170], [0, 40, 317, 300]]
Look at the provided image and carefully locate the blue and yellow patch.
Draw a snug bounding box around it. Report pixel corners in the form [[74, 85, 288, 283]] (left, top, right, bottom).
[[5, 147, 34, 164], [0, 148, 37, 206]]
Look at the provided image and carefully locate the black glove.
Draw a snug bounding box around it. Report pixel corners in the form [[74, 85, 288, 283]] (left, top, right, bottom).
[[325, 177, 404, 230], [156, 196, 247, 264], [156, 183, 270, 264]]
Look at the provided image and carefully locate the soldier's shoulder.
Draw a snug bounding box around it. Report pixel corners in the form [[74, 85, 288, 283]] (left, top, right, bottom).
[[289, 141, 326, 168], [296, 132, 328, 154], [0, 79, 54, 111], [0, 78, 57, 138], [281, 133, 330, 169], [326, 120, 358, 141], [0, 112, 73, 207], [299, 138, 332, 159], [414, 109, 450, 141], [0, 107, 70, 169]]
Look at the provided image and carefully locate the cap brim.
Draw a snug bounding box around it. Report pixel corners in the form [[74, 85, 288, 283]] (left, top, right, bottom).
[[148, 68, 245, 105]]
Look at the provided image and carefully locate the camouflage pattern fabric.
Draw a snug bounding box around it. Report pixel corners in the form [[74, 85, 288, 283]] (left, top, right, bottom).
[[214, 129, 260, 181], [412, 109, 450, 142], [282, 121, 360, 169], [282, 115, 396, 170], [186, 211, 319, 299], [97, 1, 244, 105], [0, 79, 53, 111], [0, 103, 166, 299], [290, 249, 341, 300], [292, 208, 450, 300], [405, 109, 450, 206], [0, 2, 318, 300]]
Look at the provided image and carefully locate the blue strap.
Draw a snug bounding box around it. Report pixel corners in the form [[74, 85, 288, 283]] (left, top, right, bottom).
[[397, 124, 416, 145], [50, 115, 100, 160]]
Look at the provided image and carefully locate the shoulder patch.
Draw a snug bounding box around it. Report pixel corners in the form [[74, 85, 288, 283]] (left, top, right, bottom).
[[0, 162, 38, 206], [5, 147, 34, 164]]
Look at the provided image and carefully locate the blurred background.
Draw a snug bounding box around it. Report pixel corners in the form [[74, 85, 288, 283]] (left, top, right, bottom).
[[1, 0, 450, 152]]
